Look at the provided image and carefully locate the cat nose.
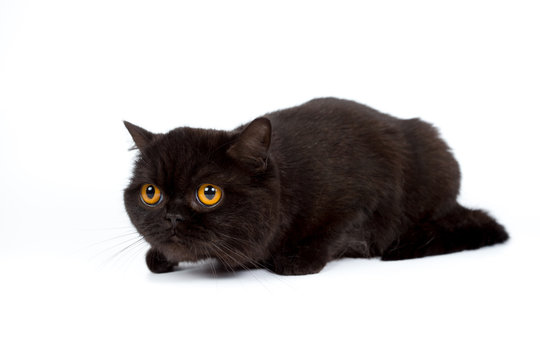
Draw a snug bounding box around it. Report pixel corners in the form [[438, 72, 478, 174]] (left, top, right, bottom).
[[165, 213, 184, 226]]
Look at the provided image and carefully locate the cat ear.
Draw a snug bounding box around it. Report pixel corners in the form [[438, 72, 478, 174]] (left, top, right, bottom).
[[227, 117, 272, 172], [124, 121, 155, 149]]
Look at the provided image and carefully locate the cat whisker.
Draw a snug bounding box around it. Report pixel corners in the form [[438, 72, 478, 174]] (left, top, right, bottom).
[[207, 242, 235, 273], [214, 233, 271, 271], [120, 239, 150, 270], [206, 251, 217, 279], [209, 241, 272, 290], [213, 236, 294, 287], [100, 238, 147, 267], [88, 228, 161, 267], [80, 225, 135, 232], [204, 248, 217, 278], [84, 231, 144, 251], [87, 235, 143, 261]]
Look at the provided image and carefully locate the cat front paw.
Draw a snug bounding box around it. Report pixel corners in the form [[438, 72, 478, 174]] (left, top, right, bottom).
[[146, 248, 176, 273], [270, 256, 326, 276]]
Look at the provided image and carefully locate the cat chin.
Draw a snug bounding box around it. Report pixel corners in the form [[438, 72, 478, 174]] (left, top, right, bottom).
[[152, 239, 208, 263], [152, 236, 257, 268]]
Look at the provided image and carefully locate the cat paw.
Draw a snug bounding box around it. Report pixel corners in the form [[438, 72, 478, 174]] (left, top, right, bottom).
[[380, 247, 411, 261], [146, 248, 176, 273], [270, 257, 326, 276], [380, 241, 424, 260]]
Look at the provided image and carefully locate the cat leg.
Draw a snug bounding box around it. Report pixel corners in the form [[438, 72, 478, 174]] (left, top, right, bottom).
[[146, 247, 177, 273], [269, 235, 331, 276], [381, 205, 509, 261]]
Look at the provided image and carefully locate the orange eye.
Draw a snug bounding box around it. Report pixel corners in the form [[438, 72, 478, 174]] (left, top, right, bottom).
[[140, 184, 162, 206], [197, 184, 222, 207]]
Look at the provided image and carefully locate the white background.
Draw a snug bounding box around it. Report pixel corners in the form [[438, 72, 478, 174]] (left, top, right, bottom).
[[1, 1, 539, 359]]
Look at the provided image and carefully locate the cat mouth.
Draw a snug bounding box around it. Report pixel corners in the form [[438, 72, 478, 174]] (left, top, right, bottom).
[[169, 234, 184, 243], [168, 233, 198, 247], [157, 235, 208, 263], [169, 227, 184, 241]]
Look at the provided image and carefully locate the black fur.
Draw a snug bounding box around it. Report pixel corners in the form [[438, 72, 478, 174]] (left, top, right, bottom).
[[124, 98, 508, 275]]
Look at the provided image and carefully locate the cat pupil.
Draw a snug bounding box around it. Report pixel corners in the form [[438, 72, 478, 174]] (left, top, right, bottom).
[[146, 186, 155, 199], [204, 186, 215, 200]]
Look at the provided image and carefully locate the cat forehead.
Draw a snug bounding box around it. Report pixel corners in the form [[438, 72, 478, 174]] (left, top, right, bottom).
[[150, 127, 230, 158], [136, 127, 232, 181]]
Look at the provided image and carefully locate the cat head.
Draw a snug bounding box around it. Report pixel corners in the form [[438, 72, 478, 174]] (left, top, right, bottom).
[[123, 118, 280, 269]]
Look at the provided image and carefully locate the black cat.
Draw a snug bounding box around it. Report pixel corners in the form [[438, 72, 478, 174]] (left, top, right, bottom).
[[123, 97, 508, 275]]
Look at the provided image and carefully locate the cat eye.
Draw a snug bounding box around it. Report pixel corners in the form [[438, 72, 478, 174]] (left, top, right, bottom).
[[140, 184, 162, 206], [197, 184, 223, 207]]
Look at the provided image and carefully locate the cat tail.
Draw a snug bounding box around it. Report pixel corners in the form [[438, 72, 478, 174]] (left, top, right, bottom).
[[381, 205, 509, 260]]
